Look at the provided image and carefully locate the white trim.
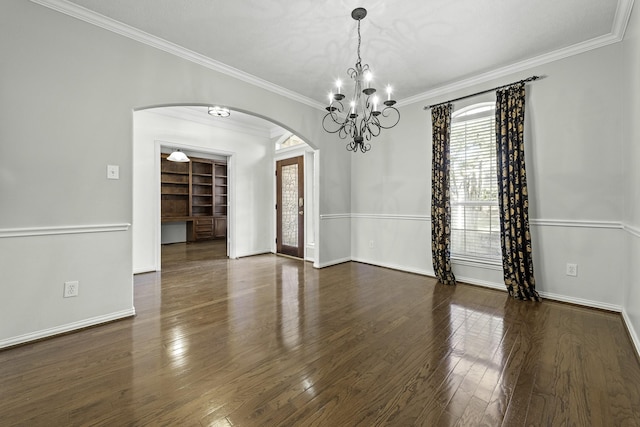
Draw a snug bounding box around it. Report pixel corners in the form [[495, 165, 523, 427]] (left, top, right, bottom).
[[0, 308, 135, 350], [346, 214, 625, 230], [315, 257, 352, 268], [456, 275, 624, 312], [235, 249, 272, 259], [622, 309, 640, 360], [30, 0, 634, 111], [530, 219, 622, 229], [274, 144, 312, 160], [351, 258, 434, 277], [350, 213, 430, 221], [133, 266, 157, 275], [305, 243, 315, 262], [401, 0, 634, 108], [0, 223, 130, 238], [624, 223, 640, 238], [320, 213, 351, 220], [455, 276, 507, 292], [537, 291, 622, 312], [29, 0, 324, 111], [612, 0, 635, 39], [313, 151, 321, 269]]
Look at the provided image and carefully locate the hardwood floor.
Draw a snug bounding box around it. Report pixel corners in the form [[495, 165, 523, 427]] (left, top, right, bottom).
[[1, 240, 640, 426]]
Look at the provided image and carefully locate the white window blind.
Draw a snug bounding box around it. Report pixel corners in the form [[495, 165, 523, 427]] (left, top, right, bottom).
[[450, 104, 501, 260]]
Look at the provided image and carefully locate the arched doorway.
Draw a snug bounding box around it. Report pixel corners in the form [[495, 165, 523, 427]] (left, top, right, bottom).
[[132, 104, 318, 272]]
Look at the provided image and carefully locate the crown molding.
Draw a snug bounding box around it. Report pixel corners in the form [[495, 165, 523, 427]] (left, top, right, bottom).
[[31, 0, 634, 111], [400, 0, 635, 107], [624, 223, 640, 238], [29, 0, 326, 111]]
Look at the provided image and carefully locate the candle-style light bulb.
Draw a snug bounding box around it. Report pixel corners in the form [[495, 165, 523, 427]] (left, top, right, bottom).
[[365, 71, 372, 88], [386, 85, 392, 101], [350, 100, 356, 115], [336, 79, 342, 95], [328, 92, 333, 105], [373, 96, 379, 112]]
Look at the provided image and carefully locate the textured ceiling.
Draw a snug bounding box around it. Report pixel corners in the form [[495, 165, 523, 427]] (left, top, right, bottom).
[[41, 0, 628, 106]]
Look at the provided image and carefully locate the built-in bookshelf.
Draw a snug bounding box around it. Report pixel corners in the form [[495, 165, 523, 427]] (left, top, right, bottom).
[[160, 154, 227, 241], [160, 154, 190, 218]]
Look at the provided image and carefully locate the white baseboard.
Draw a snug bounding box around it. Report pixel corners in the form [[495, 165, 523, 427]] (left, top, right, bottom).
[[235, 249, 272, 259], [455, 276, 507, 292], [315, 257, 352, 268], [351, 257, 434, 277], [537, 291, 622, 312], [305, 244, 315, 262], [622, 309, 640, 360], [0, 308, 136, 349], [133, 265, 157, 275], [455, 275, 624, 312]]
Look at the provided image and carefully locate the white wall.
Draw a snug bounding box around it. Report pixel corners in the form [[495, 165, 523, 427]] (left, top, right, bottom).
[[318, 137, 352, 267], [133, 110, 275, 272], [622, 2, 640, 354], [351, 43, 627, 310], [0, 0, 346, 348]]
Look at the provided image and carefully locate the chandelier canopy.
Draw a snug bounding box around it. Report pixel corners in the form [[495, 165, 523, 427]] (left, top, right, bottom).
[[322, 7, 400, 153]]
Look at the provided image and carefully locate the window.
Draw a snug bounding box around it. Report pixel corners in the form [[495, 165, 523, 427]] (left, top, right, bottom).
[[276, 134, 305, 151], [450, 102, 501, 261]]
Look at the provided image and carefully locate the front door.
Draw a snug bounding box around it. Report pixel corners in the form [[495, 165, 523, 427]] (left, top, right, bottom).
[[276, 156, 304, 258]]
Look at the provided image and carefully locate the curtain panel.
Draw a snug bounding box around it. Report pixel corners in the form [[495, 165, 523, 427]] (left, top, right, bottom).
[[431, 104, 456, 285], [495, 83, 540, 301]]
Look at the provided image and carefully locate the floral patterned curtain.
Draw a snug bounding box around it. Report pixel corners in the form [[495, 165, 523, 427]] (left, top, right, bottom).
[[495, 83, 540, 301], [431, 104, 456, 285]]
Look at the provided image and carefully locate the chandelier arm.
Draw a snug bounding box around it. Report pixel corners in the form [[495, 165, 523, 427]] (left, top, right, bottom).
[[322, 109, 352, 135], [363, 120, 381, 141], [376, 106, 401, 129]]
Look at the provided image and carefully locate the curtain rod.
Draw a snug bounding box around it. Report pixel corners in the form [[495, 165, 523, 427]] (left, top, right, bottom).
[[423, 75, 542, 110]]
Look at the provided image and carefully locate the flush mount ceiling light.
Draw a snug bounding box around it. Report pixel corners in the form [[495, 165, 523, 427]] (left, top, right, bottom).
[[208, 106, 231, 117], [322, 7, 400, 153], [167, 149, 190, 162]]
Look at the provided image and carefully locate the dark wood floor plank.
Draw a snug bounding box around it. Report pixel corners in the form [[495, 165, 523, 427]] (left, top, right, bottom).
[[0, 240, 639, 426]]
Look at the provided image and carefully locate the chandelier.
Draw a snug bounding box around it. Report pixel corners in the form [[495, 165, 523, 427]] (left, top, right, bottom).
[[322, 7, 400, 153]]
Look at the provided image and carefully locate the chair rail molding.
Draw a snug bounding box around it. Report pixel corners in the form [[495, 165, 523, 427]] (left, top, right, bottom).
[[0, 223, 131, 238]]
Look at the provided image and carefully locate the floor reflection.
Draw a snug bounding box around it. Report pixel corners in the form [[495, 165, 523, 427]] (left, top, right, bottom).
[[277, 262, 305, 350]]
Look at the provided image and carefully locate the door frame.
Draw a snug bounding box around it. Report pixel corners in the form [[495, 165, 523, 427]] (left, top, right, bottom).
[[276, 155, 305, 258], [273, 144, 317, 262], [154, 140, 236, 269]]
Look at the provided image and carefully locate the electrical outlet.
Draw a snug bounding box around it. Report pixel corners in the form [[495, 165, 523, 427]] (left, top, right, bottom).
[[64, 281, 79, 298], [566, 263, 578, 277]]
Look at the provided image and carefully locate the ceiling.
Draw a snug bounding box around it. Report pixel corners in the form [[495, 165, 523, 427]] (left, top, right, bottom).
[[145, 106, 286, 136], [35, 0, 632, 107]]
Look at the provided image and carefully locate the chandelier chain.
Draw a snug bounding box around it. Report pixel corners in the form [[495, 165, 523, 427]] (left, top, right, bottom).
[[356, 19, 362, 66]]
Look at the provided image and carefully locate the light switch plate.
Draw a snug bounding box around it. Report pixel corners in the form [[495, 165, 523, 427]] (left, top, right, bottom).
[[107, 165, 119, 180]]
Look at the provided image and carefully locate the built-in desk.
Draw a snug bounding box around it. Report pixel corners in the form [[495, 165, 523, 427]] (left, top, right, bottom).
[[161, 216, 226, 242]]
